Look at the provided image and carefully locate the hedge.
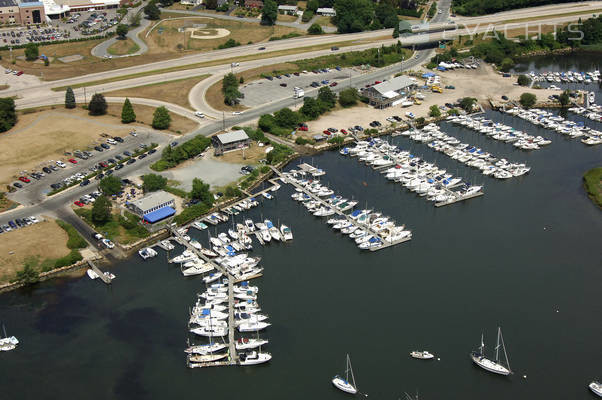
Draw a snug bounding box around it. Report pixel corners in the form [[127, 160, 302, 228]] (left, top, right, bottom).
[[56, 220, 88, 249]]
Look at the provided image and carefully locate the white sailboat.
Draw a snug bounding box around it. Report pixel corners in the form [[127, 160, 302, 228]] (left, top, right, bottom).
[[470, 327, 512, 376], [0, 324, 18, 351], [332, 354, 358, 394]]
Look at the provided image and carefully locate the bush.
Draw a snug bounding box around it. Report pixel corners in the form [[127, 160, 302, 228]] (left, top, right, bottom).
[[56, 220, 87, 249], [520, 92, 537, 108], [217, 38, 241, 49], [222, 72, 242, 105], [53, 249, 83, 269], [295, 136, 313, 145], [24, 43, 39, 61], [225, 185, 242, 198], [142, 173, 167, 192], [116, 24, 128, 39], [65, 87, 76, 109], [152, 106, 171, 129], [338, 87, 359, 107], [517, 74, 531, 87], [429, 104, 441, 118], [301, 9, 314, 22], [0, 97, 17, 132], [308, 23, 323, 35], [174, 202, 211, 225], [151, 135, 211, 170], [327, 136, 344, 145]]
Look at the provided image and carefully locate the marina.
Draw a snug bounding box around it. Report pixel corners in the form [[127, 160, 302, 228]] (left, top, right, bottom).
[[0, 55, 601, 400]]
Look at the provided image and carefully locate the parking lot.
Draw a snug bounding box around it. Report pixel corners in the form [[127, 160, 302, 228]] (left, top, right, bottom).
[[0, 8, 124, 48], [0, 214, 43, 235], [8, 129, 165, 201], [239, 67, 362, 107]]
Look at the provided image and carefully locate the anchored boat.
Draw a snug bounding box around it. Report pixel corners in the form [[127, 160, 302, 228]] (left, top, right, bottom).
[[470, 327, 512, 376]]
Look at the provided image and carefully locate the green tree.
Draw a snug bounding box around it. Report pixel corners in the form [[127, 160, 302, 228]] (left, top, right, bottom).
[[429, 104, 441, 117], [205, 0, 218, 8], [15, 256, 40, 285], [559, 89, 570, 107], [144, 1, 161, 20], [392, 23, 399, 38], [517, 74, 531, 87], [500, 57, 514, 72], [317, 86, 337, 108], [99, 176, 123, 195], [261, 0, 278, 26], [338, 87, 359, 107], [121, 98, 136, 123], [274, 107, 300, 129], [459, 97, 477, 112], [116, 24, 129, 39], [91, 195, 112, 225], [65, 87, 76, 109], [519, 92, 537, 109], [190, 178, 214, 206], [0, 97, 16, 132], [334, 0, 374, 33], [24, 43, 39, 61], [308, 23, 323, 34], [300, 97, 321, 119], [128, 12, 141, 27], [142, 173, 168, 192], [222, 73, 242, 105], [301, 10, 314, 22], [307, 0, 319, 11], [88, 93, 108, 116], [152, 106, 171, 129]]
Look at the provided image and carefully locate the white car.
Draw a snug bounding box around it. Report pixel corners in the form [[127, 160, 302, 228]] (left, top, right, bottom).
[[56, 161, 67, 168], [107, 138, 117, 145], [129, 131, 137, 137], [29, 216, 39, 224], [194, 111, 205, 118], [232, 111, 243, 115], [101, 238, 115, 249]]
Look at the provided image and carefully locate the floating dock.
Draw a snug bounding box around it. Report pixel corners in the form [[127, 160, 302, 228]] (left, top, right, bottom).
[[271, 166, 411, 251], [87, 260, 112, 285], [435, 191, 484, 207]]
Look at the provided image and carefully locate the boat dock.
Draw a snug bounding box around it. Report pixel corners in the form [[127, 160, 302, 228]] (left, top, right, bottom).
[[435, 190, 484, 207], [87, 260, 112, 284], [169, 227, 238, 366], [271, 166, 411, 251], [156, 239, 173, 251]]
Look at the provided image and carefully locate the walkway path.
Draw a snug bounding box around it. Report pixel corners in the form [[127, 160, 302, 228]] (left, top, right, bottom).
[[91, 16, 151, 59]]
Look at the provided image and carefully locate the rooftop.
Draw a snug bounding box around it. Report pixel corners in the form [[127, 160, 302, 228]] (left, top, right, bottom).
[[215, 130, 250, 145], [0, 0, 18, 7], [143, 206, 176, 223], [130, 191, 174, 212], [277, 4, 297, 9], [371, 75, 417, 95]]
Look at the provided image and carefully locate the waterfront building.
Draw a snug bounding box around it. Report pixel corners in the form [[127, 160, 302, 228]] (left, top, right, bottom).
[[362, 75, 418, 109], [126, 191, 176, 225], [212, 130, 251, 156]]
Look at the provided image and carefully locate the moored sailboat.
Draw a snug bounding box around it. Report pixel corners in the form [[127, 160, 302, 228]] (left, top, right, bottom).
[[332, 354, 358, 394], [470, 327, 512, 376]]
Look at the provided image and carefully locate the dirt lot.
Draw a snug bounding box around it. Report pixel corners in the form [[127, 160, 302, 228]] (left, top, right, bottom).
[[219, 141, 267, 164], [107, 38, 141, 56], [104, 74, 210, 109], [305, 64, 560, 135], [145, 15, 304, 55], [0, 219, 70, 282]]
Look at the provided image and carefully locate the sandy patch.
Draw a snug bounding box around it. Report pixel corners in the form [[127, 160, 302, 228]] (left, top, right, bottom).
[[160, 153, 247, 190], [58, 54, 84, 63], [305, 64, 560, 135], [188, 27, 230, 39], [0, 219, 70, 282]]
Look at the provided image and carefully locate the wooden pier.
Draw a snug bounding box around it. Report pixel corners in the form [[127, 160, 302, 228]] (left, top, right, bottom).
[[435, 191, 484, 207], [87, 260, 112, 284], [271, 166, 411, 251]]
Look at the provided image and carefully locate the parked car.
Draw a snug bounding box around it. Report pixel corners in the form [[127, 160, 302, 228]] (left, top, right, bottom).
[[194, 111, 205, 118], [68, 158, 77, 164], [80, 179, 90, 186], [13, 182, 22, 188], [113, 136, 124, 143], [148, 148, 157, 154], [18, 176, 31, 183], [100, 143, 110, 149], [94, 146, 103, 152], [74, 200, 85, 207], [42, 167, 52, 174], [123, 151, 132, 157]]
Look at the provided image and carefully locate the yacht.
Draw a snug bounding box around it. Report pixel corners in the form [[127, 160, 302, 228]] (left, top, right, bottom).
[[589, 381, 602, 397], [203, 272, 223, 284], [188, 352, 229, 363], [218, 233, 231, 244], [182, 262, 213, 277], [159, 240, 174, 250], [470, 327, 512, 376], [410, 350, 434, 360], [332, 354, 357, 394], [184, 342, 227, 355], [244, 219, 256, 232], [235, 337, 269, 350], [280, 225, 293, 241], [239, 351, 272, 365], [238, 321, 271, 332], [170, 250, 196, 264]]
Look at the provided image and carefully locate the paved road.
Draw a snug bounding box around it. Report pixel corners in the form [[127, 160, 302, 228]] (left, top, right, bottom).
[[91, 16, 151, 59]]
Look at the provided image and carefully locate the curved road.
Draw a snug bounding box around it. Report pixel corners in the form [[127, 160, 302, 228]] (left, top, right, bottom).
[[91, 17, 151, 59]]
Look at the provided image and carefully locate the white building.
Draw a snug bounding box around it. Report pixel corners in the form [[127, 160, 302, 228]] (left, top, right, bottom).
[[127, 191, 176, 224], [277, 4, 297, 14], [316, 7, 335, 16]]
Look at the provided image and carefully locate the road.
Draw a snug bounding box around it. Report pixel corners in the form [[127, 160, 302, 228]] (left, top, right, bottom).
[[91, 16, 151, 59]]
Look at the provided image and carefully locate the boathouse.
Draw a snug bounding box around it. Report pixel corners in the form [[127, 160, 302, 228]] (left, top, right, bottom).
[[127, 191, 176, 224], [212, 130, 251, 156], [362, 75, 418, 109]]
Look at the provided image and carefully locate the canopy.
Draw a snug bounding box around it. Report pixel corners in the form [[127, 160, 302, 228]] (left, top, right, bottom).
[[143, 206, 175, 223]]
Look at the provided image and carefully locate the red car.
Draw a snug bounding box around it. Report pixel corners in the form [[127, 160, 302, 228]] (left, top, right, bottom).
[[341, 129, 348, 135], [374, 80, 382, 84], [68, 158, 77, 164], [297, 126, 308, 131], [16, 71, 23, 76], [74, 201, 84, 207], [99, 161, 109, 168], [330, 82, 338, 87], [323, 130, 331, 135], [19, 176, 31, 183]]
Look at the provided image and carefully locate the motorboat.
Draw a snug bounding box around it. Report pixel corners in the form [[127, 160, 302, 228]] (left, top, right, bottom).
[[589, 381, 602, 397], [218, 233, 231, 244], [239, 351, 272, 365], [203, 272, 223, 284], [410, 350, 434, 359], [280, 225, 293, 241], [244, 219, 256, 232], [238, 321, 271, 332], [86, 269, 99, 280], [182, 262, 213, 277], [170, 250, 196, 264]]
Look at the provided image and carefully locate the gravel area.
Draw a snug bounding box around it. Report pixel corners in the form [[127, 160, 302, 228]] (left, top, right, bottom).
[[160, 155, 245, 190]]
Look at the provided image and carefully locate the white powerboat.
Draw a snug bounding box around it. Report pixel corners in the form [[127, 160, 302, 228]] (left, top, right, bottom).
[[590, 381, 602, 397], [138, 247, 158, 260], [239, 351, 272, 365], [188, 352, 229, 363], [203, 272, 223, 284], [410, 350, 434, 359]]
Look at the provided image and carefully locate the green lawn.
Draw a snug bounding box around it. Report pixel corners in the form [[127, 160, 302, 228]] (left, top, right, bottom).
[[583, 167, 602, 208]]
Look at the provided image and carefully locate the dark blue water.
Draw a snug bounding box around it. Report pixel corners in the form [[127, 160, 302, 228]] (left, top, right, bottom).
[[1, 64, 601, 399]]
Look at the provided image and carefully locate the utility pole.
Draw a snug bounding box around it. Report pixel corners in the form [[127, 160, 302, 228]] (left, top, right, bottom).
[[83, 87, 87, 104], [222, 112, 225, 131]]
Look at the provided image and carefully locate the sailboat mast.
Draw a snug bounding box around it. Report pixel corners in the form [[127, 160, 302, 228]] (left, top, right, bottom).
[[495, 327, 501, 363], [500, 328, 511, 372], [347, 354, 357, 389]]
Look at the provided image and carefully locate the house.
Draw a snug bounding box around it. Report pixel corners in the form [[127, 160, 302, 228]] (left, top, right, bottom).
[[244, 0, 262, 8], [277, 4, 297, 14], [315, 7, 335, 16], [362, 75, 418, 109], [212, 130, 251, 156], [127, 191, 176, 224]]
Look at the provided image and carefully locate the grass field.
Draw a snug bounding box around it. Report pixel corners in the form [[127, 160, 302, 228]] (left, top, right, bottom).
[[103, 74, 210, 109], [0, 220, 70, 283], [277, 14, 298, 22], [583, 167, 602, 208], [103, 103, 199, 134], [218, 142, 267, 164], [107, 38, 141, 56], [145, 15, 304, 55], [314, 16, 336, 28]]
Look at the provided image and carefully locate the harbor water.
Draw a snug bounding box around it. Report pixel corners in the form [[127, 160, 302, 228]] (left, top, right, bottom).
[[1, 57, 601, 400]]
